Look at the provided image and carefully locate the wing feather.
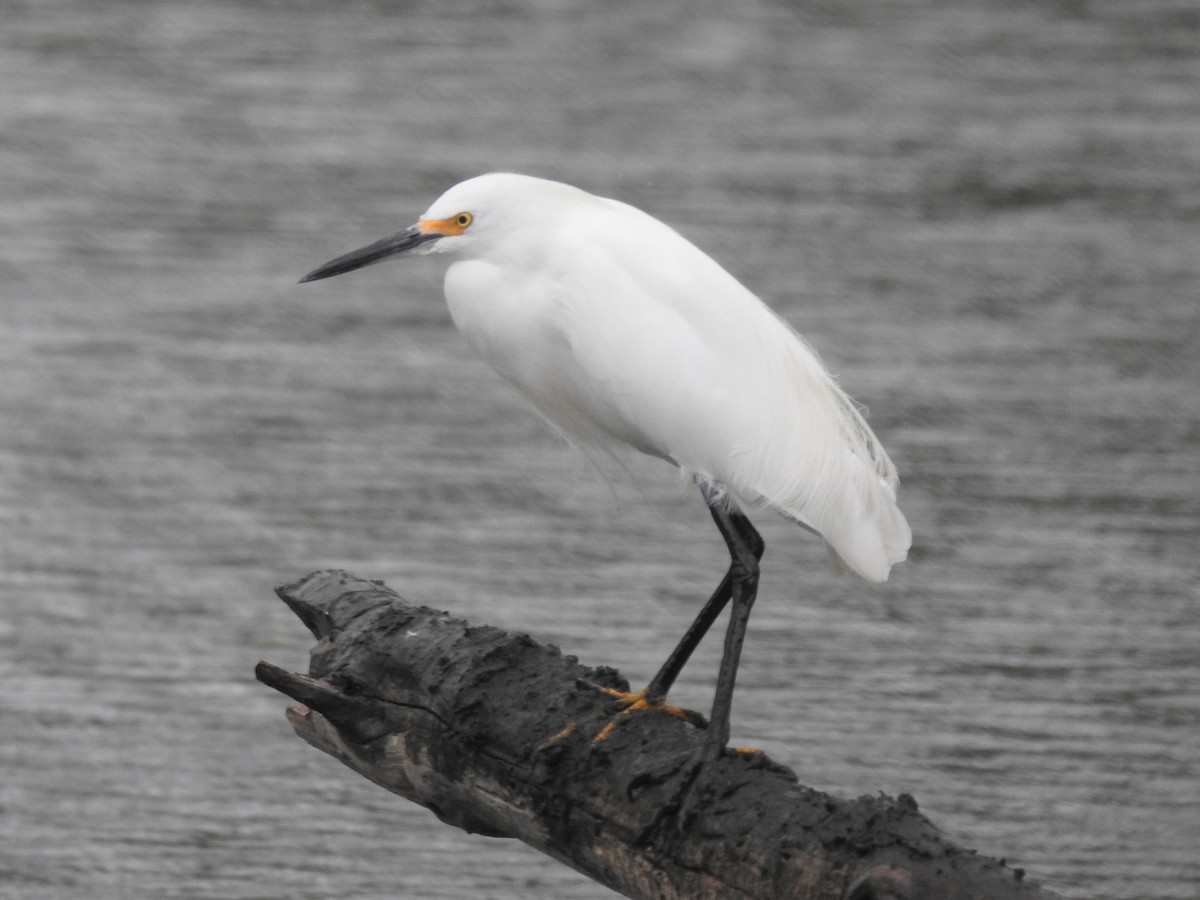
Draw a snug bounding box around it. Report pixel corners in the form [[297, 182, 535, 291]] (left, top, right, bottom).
[[548, 200, 911, 581]]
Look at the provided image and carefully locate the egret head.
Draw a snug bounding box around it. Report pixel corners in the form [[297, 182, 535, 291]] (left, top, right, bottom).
[[298, 173, 566, 284]]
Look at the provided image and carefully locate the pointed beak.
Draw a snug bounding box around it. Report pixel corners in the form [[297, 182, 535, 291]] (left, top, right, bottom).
[[298, 224, 440, 284]]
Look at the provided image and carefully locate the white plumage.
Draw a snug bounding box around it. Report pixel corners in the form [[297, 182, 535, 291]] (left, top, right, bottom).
[[300, 172, 911, 756], [423, 173, 910, 582]]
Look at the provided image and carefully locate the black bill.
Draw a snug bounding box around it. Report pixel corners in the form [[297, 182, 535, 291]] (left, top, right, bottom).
[[298, 224, 439, 283]]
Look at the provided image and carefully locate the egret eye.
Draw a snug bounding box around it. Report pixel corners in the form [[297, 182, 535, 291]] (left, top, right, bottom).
[[455, 212, 473, 228]]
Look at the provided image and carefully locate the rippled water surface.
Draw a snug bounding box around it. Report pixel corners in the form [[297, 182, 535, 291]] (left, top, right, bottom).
[[2, 2, 1198, 898]]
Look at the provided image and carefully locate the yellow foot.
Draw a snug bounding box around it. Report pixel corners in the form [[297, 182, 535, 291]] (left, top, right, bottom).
[[538, 684, 706, 753], [590, 687, 705, 742], [730, 746, 762, 758]]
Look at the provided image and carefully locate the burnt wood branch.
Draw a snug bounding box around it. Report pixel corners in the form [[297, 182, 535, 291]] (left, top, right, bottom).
[[257, 570, 1064, 900]]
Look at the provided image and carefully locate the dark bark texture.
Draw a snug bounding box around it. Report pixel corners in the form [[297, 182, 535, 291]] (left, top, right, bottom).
[[257, 570, 1065, 900]]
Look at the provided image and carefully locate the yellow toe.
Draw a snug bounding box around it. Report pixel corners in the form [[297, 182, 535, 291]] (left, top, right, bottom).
[[544, 683, 705, 748], [591, 689, 702, 742]]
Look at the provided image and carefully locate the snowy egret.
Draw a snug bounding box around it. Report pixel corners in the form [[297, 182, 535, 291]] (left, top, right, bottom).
[[300, 173, 911, 759]]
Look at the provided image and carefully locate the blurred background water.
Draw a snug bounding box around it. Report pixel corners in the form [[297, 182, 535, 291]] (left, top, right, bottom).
[[1, 2, 1198, 898]]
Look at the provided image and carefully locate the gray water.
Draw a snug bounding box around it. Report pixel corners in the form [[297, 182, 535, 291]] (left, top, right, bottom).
[[2, 2, 1198, 898]]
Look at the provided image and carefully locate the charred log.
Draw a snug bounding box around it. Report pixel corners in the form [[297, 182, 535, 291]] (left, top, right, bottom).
[[257, 569, 1063, 900]]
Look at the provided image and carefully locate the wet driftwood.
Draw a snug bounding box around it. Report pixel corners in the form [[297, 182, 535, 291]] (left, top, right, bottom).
[[256, 570, 1063, 900]]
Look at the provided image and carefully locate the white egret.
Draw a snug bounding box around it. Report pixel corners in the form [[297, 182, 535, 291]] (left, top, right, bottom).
[[300, 173, 911, 759]]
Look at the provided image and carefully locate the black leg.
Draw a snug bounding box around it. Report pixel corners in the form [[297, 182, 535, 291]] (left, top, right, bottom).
[[644, 569, 733, 701], [548, 480, 763, 760], [645, 480, 763, 753], [696, 482, 763, 757]]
